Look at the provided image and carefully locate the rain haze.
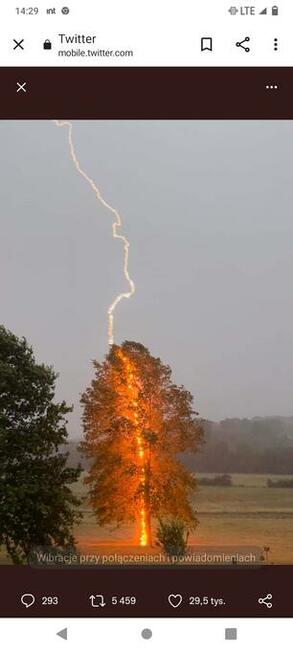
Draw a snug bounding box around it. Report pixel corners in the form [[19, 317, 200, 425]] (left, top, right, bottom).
[[1, 120, 293, 436]]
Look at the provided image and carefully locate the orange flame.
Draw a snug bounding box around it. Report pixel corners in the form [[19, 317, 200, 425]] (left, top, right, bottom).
[[118, 350, 148, 546]]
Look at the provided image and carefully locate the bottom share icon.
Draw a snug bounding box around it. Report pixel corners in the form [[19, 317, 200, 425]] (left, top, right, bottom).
[[258, 593, 273, 609]]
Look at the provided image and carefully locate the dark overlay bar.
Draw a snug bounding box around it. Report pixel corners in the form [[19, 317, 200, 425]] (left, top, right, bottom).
[[0, 67, 292, 119], [0, 566, 292, 617]]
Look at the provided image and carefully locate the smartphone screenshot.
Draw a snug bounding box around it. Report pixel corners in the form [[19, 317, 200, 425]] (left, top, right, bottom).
[[0, 1, 292, 647]]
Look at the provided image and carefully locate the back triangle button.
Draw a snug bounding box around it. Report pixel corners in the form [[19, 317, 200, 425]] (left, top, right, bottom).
[[57, 628, 68, 640]]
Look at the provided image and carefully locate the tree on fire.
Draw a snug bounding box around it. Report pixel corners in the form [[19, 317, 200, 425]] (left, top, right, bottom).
[[81, 341, 203, 546]]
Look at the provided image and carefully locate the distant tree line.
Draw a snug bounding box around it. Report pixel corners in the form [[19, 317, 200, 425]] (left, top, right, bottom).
[[267, 477, 293, 488], [66, 415, 293, 476], [197, 474, 232, 487], [183, 417, 293, 475]]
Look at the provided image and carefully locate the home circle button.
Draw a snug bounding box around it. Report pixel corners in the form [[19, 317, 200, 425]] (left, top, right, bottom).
[[141, 628, 153, 640]]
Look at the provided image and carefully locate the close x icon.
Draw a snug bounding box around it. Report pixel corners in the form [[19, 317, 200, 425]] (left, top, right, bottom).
[[13, 38, 24, 50]]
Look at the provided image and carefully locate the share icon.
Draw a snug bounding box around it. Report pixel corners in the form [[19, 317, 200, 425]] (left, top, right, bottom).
[[236, 36, 250, 52], [258, 593, 273, 609]]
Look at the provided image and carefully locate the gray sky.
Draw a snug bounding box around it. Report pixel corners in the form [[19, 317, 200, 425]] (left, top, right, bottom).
[[1, 120, 293, 434]]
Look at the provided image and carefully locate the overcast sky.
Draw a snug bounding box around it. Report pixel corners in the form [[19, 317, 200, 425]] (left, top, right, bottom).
[[1, 120, 293, 434]]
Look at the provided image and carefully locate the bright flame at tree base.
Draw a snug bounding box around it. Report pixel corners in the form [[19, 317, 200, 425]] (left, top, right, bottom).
[[140, 509, 148, 546]]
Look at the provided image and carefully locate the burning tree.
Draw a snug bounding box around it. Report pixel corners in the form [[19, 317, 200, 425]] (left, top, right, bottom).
[[81, 341, 203, 546]]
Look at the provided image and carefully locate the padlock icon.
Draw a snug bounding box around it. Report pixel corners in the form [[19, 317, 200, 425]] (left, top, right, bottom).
[[43, 39, 52, 50], [272, 5, 278, 15]]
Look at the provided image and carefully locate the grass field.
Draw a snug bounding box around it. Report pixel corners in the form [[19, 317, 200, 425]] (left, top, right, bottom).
[[193, 473, 293, 564], [72, 472, 293, 565], [1, 472, 293, 564]]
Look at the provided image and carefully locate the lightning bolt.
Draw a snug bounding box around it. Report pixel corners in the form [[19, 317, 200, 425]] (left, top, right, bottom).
[[54, 120, 135, 345]]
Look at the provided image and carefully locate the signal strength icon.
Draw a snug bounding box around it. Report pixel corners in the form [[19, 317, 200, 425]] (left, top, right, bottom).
[[260, 7, 267, 13]]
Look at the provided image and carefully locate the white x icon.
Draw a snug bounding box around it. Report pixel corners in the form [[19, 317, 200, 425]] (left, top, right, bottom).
[[16, 82, 27, 93]]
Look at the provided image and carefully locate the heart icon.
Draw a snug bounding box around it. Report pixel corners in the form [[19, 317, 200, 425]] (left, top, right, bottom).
[[168, 593, 183, 608]]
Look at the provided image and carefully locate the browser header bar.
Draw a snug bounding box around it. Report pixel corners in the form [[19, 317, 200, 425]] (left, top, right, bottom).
[[0, 0, 290, 67]]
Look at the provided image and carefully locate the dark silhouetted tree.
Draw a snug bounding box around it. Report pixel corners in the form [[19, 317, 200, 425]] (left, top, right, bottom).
[[0, 325, 81, 564]]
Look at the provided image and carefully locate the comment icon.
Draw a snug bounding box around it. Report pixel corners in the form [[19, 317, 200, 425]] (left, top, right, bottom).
[[21, 593, 36, 608]]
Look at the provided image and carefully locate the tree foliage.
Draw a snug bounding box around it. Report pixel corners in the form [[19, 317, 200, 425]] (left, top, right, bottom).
[[81, 341, 203, 544], [0, 325, 81, 564]]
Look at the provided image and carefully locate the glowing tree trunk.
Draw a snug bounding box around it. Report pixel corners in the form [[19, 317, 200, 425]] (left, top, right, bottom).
[[143, 460, 152, 546], [136, 437, 152, 546], [118, 350, 151, 546]]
